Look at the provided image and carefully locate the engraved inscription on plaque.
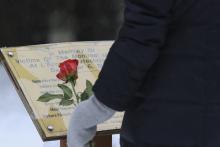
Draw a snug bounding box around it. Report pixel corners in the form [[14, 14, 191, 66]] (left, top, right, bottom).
[[0, 41, 124, 141]]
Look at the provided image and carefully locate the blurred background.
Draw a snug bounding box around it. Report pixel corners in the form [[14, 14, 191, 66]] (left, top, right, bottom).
[[0, 0, 124, 146], [0, 0, 124, 46]]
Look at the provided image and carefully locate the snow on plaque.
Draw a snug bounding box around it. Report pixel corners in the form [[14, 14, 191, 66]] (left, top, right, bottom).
[[0, 41, 124, 141]]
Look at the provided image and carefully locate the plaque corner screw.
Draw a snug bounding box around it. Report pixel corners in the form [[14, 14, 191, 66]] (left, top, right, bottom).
[[7, 52, 14, 57], [47, 125, 54, 132]]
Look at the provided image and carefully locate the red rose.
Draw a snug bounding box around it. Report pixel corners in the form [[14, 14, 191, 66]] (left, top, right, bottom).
[[56, 59, 79, 82]]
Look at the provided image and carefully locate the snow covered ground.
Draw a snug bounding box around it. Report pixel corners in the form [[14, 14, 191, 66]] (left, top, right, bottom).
[[0, 63, 120, 147]]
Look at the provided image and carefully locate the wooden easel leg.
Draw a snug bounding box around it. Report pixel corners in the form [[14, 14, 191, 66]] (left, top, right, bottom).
[[60, 135, 112, 147], [60, 139, 67, 147], [93, 135, 112, 147]]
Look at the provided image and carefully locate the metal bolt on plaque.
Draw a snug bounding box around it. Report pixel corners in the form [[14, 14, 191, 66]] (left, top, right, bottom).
[[7, 51, 14, 57], [47, 125, 54, 132]]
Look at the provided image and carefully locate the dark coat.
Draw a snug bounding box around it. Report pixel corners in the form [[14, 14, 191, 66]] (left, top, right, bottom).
[[93, 0, 220, 146]]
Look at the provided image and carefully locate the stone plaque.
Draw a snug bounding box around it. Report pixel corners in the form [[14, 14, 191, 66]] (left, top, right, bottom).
[[0, 41, 124, 141]]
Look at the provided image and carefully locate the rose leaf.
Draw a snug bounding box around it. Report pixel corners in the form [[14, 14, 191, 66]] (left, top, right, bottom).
[[37, 93, 63, 102], [58, 84, 73, 99], [59, 99, 74, 106], [80, 91, 89, 101], [85, 80, 93, 97]]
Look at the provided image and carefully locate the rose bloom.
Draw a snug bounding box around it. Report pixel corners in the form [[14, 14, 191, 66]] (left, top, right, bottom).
[[56, 59, 79, 82]]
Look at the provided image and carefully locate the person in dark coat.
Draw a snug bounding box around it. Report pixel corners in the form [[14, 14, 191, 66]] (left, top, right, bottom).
[[67, 0, 220, 147]]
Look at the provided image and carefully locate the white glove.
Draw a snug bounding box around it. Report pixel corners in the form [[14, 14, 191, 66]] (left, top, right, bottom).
[[67, 95, 116, 147]]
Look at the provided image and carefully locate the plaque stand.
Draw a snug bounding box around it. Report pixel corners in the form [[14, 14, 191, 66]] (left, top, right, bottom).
[[60, 139, 67, 147], [60, 135, 112, 147]]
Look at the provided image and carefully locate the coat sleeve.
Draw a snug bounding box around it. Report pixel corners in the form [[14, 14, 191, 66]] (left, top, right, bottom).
[[93, 0, 174, 111]]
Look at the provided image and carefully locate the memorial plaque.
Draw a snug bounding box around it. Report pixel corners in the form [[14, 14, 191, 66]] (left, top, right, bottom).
[[0, 41, 124, 141]]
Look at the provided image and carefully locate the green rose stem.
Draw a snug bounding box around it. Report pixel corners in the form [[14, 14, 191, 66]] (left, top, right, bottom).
[[69, 79, 80, 103]]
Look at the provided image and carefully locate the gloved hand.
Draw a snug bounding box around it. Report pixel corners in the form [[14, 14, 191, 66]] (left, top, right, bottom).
[[67, 95, 116, 147]]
